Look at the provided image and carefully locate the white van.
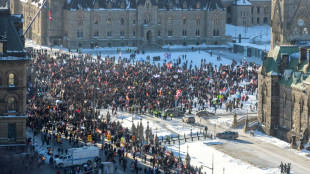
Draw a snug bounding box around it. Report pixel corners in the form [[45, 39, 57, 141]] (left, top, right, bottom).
[[54, 146, 100, 168]]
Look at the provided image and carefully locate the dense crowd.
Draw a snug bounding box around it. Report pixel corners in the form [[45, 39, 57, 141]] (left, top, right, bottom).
[[26, 49, 259, 174]]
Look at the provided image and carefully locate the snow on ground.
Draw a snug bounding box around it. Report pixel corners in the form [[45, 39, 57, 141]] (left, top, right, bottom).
[[250, 130, 310, 159], [226, 24, 271, 43], [209, 117, 234, 128], [165, 139, 282, 174], [26, 128, 51, 164], [111, 113, 201, 138], [108, 110, 284, 174]]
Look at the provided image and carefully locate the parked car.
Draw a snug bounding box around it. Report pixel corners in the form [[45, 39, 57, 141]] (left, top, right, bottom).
[[196, 110, 215, 117], [182, 115, 195, 123], [216, 131, 238, 139]]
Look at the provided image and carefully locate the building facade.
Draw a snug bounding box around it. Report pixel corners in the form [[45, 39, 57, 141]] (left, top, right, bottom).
[[11, 0, 229, 49], [0, 3, 29, 151], [258, 0, 310, 143], [270, 0, 310, 49], [221, 0, 271, 27]]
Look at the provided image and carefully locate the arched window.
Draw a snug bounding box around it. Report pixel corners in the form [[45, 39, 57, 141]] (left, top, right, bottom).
[[121, 17, 124, 25], [107, 18, 112, 25], [8, 73, 16, 86], [8, 97, 16, 112]]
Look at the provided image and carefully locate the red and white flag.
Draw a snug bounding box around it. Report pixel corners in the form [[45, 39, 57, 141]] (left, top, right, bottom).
[[175, 89, 182, 99], [49, 10, 52, 21]]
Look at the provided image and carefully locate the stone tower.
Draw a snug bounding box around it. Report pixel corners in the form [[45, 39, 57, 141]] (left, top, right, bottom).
[[257, 55, 280, 136], [271, 0, 310, 49]]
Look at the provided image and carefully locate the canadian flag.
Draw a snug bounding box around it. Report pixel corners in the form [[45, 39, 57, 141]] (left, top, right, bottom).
[[49, 10, 52, 21], [175, 89, 182, 99]]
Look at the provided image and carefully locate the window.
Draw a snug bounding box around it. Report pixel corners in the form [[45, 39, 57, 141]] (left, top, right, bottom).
[[8, 73, 15, 86], [227, 7, 232, 13], [133, 31, 136, 37], [213, 29, 216, 36], [196, 18, 200, 25], [133, 19, 136, 24], [146, 2, 150, 9], [120, 30, 124, 37], [252, 18, 254, 24], [0, 74, 2, 86], [182, 30, 187, 36], [158, 18, 161, 24], [107, 18, 111, 25], [257, 7, 260, 14], [183, 17, 186, 25], [257, 17, 260, 24], [94, 30, 99, 37], [8, 97, 16, 111], [196, 29, 200, 36], [8, 124, 15, 139], [263, 17, 268, 24], [158, 30, 160, 37], [121, 17, 124, 25], [168, 30, 173, 36], [107, 31, 112, 37], [251, 7, 253, 14], [77, 15, 83, 26], [264, 7, 268, 14]]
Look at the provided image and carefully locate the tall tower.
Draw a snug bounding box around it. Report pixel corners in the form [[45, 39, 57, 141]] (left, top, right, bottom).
[[271, 0, 310, 49]]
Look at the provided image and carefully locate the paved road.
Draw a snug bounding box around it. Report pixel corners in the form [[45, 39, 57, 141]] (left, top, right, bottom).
[[134, 112, 310, 174]]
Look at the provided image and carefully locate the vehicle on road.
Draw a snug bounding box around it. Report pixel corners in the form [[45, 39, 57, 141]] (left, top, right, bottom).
[[182, 115, 195, 123], [54, 146, 100, 168], [216, 131, 238, 139], [165, 108, 184, 117], [196, 110, 215, 117]]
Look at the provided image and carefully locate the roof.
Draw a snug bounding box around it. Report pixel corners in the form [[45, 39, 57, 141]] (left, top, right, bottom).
[[66, 0, 224, 11], [0, 8, 27, 59], [262, 46, 310, 90], [263, 46, 299, 75]]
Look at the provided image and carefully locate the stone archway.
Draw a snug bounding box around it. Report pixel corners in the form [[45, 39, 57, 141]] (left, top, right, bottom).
[[146, 30, 152, 42]]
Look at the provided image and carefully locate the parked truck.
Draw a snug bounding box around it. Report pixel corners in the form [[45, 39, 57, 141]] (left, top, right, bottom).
[[54, 146, 100, 168]]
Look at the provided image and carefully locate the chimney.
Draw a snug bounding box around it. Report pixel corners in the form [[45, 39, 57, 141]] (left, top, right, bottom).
[[299, 47, 307, 64]]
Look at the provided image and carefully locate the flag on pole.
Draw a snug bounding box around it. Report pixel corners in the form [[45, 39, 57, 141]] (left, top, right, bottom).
[[49, 10, 52, 21]]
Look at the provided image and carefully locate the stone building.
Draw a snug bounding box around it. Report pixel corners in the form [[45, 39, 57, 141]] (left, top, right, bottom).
[[0, 3, 29, 151], [258, 0, 310, 143], [10, 0, 229, 49], [221, 0, 271, 26], [271, 0, 310, 49]]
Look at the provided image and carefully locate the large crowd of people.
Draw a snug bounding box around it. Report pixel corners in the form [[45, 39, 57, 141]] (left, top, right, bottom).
[[25, 48, 259, 174]]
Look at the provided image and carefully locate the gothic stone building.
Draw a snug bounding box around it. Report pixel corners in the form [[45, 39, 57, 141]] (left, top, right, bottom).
[[271, 0, 310, 49], [258, 0, 310, 142], [0, 4, 29, 150], [221, 0, 271, 26], [11, 0, 229, 49]]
